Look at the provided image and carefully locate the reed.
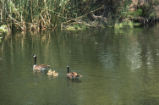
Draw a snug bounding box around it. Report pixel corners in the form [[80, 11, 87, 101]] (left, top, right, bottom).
[[1, 0, 157, 32], [0, 0, 83, 31], [0, 0, 131, 31]]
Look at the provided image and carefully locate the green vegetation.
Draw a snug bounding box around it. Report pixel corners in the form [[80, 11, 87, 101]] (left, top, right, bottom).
[[128, 9, 143, 17], [114, 20, 141, 29], [0, 0, 78, 31], [0, 25, 8, 43], [65, 24, 87, 31], [0, 25, 8, 33], [0, 0, 159, 32]]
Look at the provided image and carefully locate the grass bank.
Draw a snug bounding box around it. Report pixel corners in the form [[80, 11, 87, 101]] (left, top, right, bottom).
[[0, 0, 159, 32]]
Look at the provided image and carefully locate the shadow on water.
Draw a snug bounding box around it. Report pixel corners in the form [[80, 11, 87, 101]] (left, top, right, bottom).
[[66, 78, 82, 83], [1, 26, 159, 105]]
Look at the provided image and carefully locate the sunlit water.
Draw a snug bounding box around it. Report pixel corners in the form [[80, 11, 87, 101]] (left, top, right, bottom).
[[1, 25, 159, 105]]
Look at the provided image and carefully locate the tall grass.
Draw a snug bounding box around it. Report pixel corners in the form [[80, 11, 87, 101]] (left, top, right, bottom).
[[1, 0, 157, 32], [0, 0, 84, 31]]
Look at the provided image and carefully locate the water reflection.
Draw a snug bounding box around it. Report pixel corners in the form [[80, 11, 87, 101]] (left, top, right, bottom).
[[0, 26, 159, 105]]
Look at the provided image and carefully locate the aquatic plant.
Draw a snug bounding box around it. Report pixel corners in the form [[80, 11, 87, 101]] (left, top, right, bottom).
[[0, 25, 8, 33], [0, 0, 75, 31], [0, 0, 159, 32]]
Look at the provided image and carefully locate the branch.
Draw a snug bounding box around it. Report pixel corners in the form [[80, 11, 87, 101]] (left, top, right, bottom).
[[62, 5, 104, 25]]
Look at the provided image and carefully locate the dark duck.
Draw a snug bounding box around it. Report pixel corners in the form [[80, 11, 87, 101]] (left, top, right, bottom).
[[33, 54, 50, 73], [66, 66, 82, 79]]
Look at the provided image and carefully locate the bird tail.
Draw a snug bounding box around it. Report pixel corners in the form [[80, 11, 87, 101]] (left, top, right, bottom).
[[77, 74, 82, 78]]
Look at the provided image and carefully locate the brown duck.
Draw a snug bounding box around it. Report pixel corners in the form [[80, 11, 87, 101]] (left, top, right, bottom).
[[33, 54, 50, 73], [66, 66, 82, 79]]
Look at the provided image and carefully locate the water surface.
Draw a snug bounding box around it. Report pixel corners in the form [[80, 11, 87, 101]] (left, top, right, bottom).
[[1, 25, 159, 105]]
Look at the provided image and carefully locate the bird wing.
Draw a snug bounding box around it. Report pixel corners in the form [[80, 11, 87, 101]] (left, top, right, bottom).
[[38, 64, 50, 68]]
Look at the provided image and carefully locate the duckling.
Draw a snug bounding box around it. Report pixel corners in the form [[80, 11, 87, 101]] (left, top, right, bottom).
[[47, 69, 58, 77], [52, 70, 59, 77], [33, 54, 50, 73], [47, 69, 53, 76], [66, 66, 82, 79]]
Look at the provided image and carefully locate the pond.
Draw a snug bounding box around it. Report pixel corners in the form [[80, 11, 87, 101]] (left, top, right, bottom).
[[0, 25, 159, 105]]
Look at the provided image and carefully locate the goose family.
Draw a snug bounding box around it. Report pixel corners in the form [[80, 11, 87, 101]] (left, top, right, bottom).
[[33, 55, 82, 79]]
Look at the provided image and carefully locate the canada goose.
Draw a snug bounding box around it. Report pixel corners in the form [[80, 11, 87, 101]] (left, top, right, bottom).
[[66, 66, 82, 79], [47, 69, 58, 77], [33, 54, 50, 73]]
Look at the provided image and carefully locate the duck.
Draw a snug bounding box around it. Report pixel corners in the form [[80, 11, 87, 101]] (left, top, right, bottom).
[[66, 66, 82, 79], [33, 54, 50, 73], [47, 69, 58, 77]]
